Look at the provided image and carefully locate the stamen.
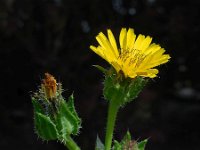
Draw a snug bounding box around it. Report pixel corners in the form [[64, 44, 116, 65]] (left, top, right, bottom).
[[118, 48, 147, 68]]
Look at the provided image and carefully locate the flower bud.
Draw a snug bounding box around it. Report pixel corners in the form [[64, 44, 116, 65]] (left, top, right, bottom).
[[31, 73, 81, 143], [41, 73, 57, 99], [113, 131, 148, 150]]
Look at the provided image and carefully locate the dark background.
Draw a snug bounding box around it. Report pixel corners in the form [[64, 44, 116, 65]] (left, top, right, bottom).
[[1, 0, 200, 149]]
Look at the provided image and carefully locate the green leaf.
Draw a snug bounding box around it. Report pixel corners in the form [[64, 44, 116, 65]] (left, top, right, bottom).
[[56, 98, 81, 139], [95, 135, 104, 150], [67, 94, 81, 124], [138, 139, 148, 150], [113, 140, 122, 150], [34, 112, 58, 140], [93, 65, 108, 74], [57, 115, 73, 138], [32, 98, 44, 114], [121, 131, 132, 146]]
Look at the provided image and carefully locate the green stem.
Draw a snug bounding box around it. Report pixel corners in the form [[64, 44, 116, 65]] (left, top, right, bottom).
[[105, 100, 119, 150], [63, 136, 80, 150]]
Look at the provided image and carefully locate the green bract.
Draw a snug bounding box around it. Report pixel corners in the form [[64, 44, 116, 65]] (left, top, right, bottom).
[[103, 68, 148, 107]]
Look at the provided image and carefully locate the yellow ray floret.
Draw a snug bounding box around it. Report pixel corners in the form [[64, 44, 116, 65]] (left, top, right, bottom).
[[90, 28, 170, 79]]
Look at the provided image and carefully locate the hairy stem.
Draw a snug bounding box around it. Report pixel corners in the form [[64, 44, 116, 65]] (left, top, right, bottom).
[[63, 136, 80, 150]]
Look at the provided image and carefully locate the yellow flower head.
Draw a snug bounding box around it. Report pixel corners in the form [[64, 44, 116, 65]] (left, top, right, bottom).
[[90, 28, 170, 78]]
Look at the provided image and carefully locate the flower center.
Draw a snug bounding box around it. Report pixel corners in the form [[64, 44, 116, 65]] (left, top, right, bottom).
[[119, 48, 146, 68]]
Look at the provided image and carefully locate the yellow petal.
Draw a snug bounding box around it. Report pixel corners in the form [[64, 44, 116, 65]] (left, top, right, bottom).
[[97, 32, 118, 58], [140, 36, 152, 51], [149, 48, 166, 62], [134, 34, 145, 50], [138, 45, 164, 69], [137, 54, 153, 70], [96, 33, 109, 50], [127, 70, 137, 78], [144, 43, 161, 55], [90, 45, 105, 59], [98, 46, 116, 63], [90, 45, 116, 64], [119, 28, 127, 52], [143, 69, 159, 78], [126, 28, 136, 51], [111, 61, 121, 72], [107, 29, 119, 57], [149, 54, 170, 67]]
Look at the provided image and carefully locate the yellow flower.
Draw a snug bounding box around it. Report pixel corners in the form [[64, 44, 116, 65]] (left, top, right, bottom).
[[90, 28, 170, 78]]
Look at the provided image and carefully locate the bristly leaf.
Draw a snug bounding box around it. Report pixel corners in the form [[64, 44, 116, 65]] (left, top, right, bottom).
[[93, 65, 108, 74], [138, 139, 148, 150], [34, 112, 58, 140], [32, 98, 44, 114], [113, 140, 121, 150], [95, 135, 105, 150], [56, 98, 81, 138], [121, 130, 132, 145], [67, 94, 81, 124]]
